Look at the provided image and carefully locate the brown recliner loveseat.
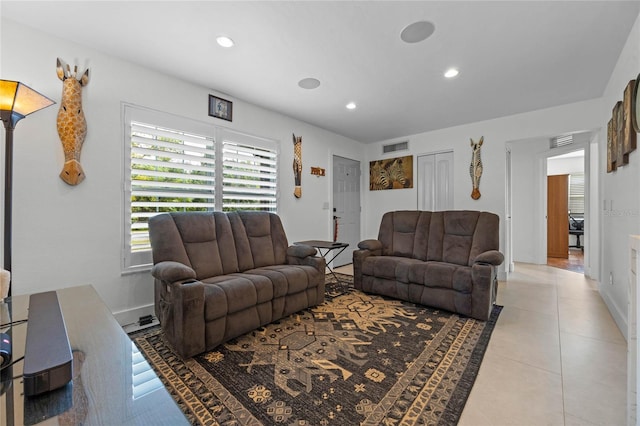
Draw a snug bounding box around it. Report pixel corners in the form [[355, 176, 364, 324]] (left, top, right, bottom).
[[148, 211, 326, 358], [353, 210, 504, 321]]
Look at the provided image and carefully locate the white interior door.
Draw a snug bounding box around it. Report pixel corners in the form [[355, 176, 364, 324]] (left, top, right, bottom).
[[332, 155, 360, 267], [418, 151, 453, 211]]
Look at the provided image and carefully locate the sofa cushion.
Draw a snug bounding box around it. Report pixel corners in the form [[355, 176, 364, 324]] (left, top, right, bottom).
[[202, 275, 261, 319], [378, 211, 432, 260], [362, 256, 423, 281], [229, 211, 289, 271], [407, 262, 472, 293], [149, 212, 240, 280], [245, 265, 321, 297]]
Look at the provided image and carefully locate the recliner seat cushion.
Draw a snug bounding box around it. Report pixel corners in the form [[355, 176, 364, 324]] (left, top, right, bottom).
[[361, 256, 423, 280]]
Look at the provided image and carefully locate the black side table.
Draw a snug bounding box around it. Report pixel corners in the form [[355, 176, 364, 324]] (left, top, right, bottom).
[[294, 240, 349, 283]]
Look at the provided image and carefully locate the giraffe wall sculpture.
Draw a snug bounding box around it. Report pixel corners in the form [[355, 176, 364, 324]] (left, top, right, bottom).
[[56, 58, 89, 185], [469, 136, 484, 200]]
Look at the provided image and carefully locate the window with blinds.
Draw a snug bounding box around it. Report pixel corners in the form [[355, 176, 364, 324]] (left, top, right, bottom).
[[222, 140, 277, 211], [130, 121, 216, 253], [569, 173, 584, 214], [123, 105, 278, 271]]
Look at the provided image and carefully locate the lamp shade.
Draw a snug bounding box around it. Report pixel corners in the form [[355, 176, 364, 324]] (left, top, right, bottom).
[[0, 79, 55, 128]]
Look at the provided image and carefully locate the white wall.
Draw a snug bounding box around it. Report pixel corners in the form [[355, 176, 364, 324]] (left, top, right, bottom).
[[598, 12, 640, 337], [0, 19, 365, 323], [363, 99, 603, 279], [547, 154, 585, 176]]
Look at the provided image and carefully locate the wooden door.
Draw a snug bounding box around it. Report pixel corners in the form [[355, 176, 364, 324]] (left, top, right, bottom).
[[547, 174, 569, 258]]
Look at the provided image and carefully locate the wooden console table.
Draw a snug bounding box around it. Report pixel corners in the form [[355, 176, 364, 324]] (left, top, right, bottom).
[[0, 285, 187, 425]]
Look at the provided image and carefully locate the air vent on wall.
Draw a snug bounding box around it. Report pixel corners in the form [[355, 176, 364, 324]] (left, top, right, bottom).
[[550, 134, 573, 149], [383, 140, 409, 154]]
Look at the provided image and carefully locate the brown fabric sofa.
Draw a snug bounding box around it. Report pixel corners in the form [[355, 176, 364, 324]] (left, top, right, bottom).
[[148, 211, 326, 358], [353, 210, 504, 321]]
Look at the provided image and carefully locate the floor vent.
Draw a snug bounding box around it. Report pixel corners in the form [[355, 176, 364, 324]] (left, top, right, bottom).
[[550, 134, 573, 149], [383, 141, 409, 154]]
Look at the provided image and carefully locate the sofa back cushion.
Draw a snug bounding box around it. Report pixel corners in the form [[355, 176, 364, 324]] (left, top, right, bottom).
[[149, 211, 290, 279], [378, 210, 431, 259], [377, 210, 499, 266], [228, 211, 289, 271], [149, 212, 239, 280]]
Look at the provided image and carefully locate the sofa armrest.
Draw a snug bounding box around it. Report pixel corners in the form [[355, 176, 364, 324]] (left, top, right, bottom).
[[287, 245, 326, 275], [152, 261, 197, 283], [474, 250, 504, 266], [358, 239, 383, 251], [155, 280, 205, 358], [287, 244, 317, 258]]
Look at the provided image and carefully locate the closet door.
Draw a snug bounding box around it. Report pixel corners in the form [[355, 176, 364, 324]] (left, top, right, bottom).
[[547, 174, 569, 258], [418, 151, 453, 211]]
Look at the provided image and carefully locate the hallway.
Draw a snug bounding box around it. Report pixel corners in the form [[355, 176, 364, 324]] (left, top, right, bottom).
[[548, 248, 584, 274]]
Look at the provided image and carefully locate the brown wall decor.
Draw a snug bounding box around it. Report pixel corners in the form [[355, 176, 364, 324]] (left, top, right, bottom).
[[623, 79, 637, 156], [608, 79, 638, 173], [56, 58, 89, 186], [607, 118, 615, 172], [293, 134, 302, 198], [369, 155, 413, 190], [615, 101, 628, 166], [633, 73, 640, 133], [469, 137, 484, 200]]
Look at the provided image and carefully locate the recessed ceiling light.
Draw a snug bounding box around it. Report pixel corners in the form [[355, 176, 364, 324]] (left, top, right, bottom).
[[444, 68, 459, 78], [216, 36, 234, 48], [298, 78, 321, 90], [400, 21, 435, 44], [346, 102, 357, 110]]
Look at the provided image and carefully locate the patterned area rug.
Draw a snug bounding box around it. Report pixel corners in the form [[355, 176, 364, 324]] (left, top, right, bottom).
[[131, 274, 501, 425]]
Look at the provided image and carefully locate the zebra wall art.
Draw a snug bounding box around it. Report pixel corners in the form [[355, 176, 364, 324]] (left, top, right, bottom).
[[369, 155, 413, 190], [469, 137, 484, 200]]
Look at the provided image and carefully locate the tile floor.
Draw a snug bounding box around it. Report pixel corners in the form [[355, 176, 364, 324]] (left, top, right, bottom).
[[333, 262, 627, 426]]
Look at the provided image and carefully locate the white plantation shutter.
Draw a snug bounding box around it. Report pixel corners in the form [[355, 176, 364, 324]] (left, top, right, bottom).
[[130, 122, 216, 254], [222, 139, 277, 211], [123, 105, 279, 271]]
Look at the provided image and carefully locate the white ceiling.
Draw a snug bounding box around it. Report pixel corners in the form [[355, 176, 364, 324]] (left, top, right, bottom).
[[2, 1, 639, 143]]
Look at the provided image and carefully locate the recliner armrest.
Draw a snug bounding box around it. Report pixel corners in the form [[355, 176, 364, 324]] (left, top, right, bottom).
[[287, 244, 317, 258], [151, 261, 197, 283], [473, 250, 504, 266], [287, 245, 327, 274], [358, 239, 383, 251]]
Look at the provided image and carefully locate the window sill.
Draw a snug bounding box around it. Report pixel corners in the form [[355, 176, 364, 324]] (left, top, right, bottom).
[[121, 263, 152, 276]]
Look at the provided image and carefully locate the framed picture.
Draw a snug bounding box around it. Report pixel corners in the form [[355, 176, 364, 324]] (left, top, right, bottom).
[[615, 100, 629, 166], [369, 155, 413, 190], [208, 95, 233, 122], [633, 73, 640, 133], [607, 118, 614, 173], [623, 79, 637, 156]]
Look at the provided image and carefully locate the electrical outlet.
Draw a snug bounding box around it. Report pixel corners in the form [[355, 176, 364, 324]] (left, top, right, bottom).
[[610, 272, 614, 285]]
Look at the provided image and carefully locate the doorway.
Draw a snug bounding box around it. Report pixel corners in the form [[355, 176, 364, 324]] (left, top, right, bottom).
[[546, 150, 585, 273], [505, 131, 595, 278], [332, 155, 361, 267]]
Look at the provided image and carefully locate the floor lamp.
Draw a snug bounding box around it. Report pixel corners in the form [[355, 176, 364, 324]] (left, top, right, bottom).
[[0, 80, 55, 298]]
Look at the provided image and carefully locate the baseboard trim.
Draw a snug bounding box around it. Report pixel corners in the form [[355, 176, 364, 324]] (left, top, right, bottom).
[[113, 303, 155, 327], [600, 286, 627, 341]]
